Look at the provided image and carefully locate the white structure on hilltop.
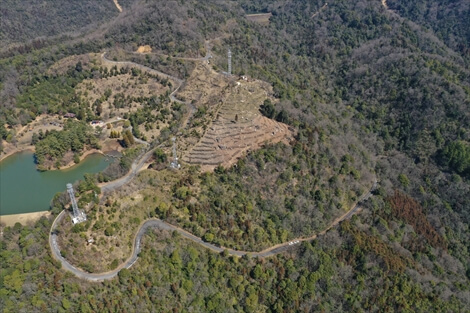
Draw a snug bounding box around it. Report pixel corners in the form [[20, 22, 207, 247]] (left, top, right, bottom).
[[66, 183, 86, 224], [227, 48, 232, 76], [170, 137, 180, 169]]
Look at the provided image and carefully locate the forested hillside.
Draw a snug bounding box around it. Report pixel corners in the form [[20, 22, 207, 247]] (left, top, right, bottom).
[[1, 0, 469, 311], [387, 0, 470, 56], [0, 219, 467, 312], [0, 0, 139, 47]]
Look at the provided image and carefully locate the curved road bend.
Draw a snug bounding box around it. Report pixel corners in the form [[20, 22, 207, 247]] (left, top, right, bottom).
[[50, 179, 377, 281], [100, 147, 155, 193], [98, 51, 201, 193]]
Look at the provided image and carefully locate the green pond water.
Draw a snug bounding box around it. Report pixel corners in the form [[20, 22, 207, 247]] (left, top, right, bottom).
[[0, 151, 112, 215]]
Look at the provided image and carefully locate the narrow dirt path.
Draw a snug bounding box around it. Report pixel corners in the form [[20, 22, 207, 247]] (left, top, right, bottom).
[[113, 0, 122, 13], [381, 0, 388, 9], [311, 3, 328, 18]]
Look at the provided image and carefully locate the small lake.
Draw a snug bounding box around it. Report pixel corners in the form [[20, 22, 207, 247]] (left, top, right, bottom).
[[0, 151, 112, 215]]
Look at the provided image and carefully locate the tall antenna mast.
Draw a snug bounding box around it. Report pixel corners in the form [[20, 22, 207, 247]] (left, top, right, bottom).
[[227, 48, 232, 76], [170, 137, 180, 169], [67, 183, 86, 224]]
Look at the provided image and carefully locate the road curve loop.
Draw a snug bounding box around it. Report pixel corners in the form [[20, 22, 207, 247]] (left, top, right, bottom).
[[49, 179, 377, 281]]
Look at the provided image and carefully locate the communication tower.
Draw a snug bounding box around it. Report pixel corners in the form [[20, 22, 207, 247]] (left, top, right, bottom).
[[227, 48, 232, 76], [170, 137, 180, 169], [66, 183, 86, 224]]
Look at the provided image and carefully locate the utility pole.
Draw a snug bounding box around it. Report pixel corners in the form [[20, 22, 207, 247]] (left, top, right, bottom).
[[227, 48, 232, 76]]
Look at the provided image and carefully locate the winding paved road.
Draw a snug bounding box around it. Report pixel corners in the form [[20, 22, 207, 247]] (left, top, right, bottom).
[[49, 179, 377, 281], [100, 146, 154, 193], [50, 42, 378, 281], [98, 48, 203, 193]]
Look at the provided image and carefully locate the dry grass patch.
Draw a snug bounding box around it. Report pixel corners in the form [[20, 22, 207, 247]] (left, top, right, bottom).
[[136, 45, 152, 53], [178, 62, 230, 106], [76, 73, 170, 120], [182, 78, 293, 171], [47, 53, 99, 75], [176, 62, 294, 171]]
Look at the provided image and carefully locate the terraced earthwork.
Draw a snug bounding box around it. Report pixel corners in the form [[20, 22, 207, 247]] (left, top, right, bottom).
[[182, 78, 294, 171]]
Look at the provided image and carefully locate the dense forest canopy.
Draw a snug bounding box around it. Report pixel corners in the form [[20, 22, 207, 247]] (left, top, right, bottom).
[[0, 0, 469, 311], [34, 120, 100, 169], [0, 0, 132, 46], [387, 0, 470, 56]]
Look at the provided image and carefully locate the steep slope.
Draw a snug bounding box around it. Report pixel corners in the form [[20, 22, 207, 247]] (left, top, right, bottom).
[[0, 0, 128, 46], [387, 0, 470, 57]]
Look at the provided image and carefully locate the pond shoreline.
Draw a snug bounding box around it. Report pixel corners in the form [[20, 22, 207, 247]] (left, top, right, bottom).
[[0, 147, 116, 171], [0, 145, 35, 163], [1, 150, 113, 221], [0, 211, 51, 227], [58, 149, 105, 170]]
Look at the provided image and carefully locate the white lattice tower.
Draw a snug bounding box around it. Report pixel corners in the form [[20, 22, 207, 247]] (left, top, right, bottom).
[[66, 183, 80, 218], [170, 137, 180, 169]]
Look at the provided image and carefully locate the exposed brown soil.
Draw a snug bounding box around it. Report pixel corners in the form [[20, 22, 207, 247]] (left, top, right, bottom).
[[178, 62, 230, 105], [179, 64, 294, 171], [184, 114, 291, 171], [113, 0, 123, 12], [136, 45, 152, 54], [0, 211, 51, 227]]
